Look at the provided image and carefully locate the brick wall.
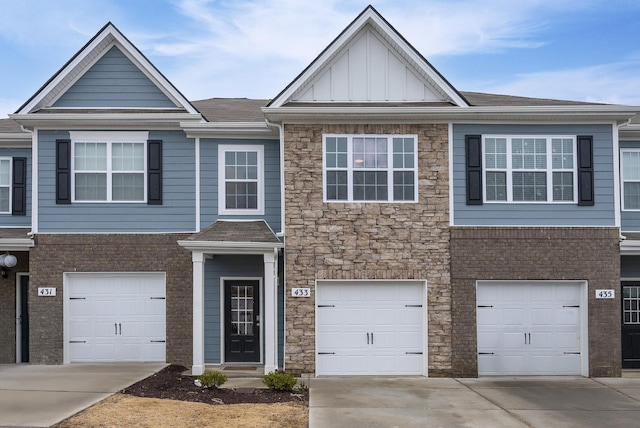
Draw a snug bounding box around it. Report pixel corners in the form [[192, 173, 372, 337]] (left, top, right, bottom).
[[0, 252, 29, 363], [284, 123, 452, 376], [28, 234, 192, 365], [450, 227, 621, 377]]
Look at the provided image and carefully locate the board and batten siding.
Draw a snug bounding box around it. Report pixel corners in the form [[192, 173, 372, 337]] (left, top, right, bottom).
[[0, 147, 31, 226], [53, 46, 177, 108], [199, 138, 281, 233], [620, 141, 640, 231], [37, 130, 196, 232], [452, 124, 615, 226]]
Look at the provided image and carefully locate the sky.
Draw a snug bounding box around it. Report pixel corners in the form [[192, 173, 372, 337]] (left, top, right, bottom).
[[1, 0, 640, 117]]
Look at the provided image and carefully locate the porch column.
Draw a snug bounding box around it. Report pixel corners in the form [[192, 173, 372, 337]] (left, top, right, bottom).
[[192, 251, 205, 375], [264, 249, 278, 374]]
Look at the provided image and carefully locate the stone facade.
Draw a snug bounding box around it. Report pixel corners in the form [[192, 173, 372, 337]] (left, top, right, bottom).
[[0, 252, 30, 363], [450, 227, 621, 377], [28, 234, 193, 366], [283, 123, 452, 376]]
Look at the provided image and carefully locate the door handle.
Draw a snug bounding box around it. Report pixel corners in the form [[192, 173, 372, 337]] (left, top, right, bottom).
[[371, 332, 374, 345], [367, 332, 370, 344], [528, 333, 531, 345], [115, 323, 118, 335]]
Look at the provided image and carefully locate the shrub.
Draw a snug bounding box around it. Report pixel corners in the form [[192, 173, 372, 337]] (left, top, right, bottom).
[[197, 371, 227, 388], [262, 371, 297, 391]]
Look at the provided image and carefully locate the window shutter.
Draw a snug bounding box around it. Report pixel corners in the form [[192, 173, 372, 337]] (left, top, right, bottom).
[[56, 139, 71, 204], [577, 135, 594, 206], [12, 157, 27, 215], [465, 135, 483, 205], [147, 140, 162, 205]]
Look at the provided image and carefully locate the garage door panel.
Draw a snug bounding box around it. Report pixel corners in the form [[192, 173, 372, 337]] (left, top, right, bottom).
[[477, 282, 583, 376]]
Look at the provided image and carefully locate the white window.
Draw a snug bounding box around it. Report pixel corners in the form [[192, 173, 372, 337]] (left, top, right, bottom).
[[70, 131, 148, 203], [218, 145, 264, 215], [0, 158, 10, 213], [622, 149, 640, 210], [483, 136, 577, 203], [323, 135, 418, 202]]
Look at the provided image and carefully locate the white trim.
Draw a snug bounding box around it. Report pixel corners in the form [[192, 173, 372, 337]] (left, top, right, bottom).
[[620, 148, 640, 212], [448, 123, 454, 227], [475, 280, 589, 377], [314, 279, 428, 377], [0, 157, 13, 214], [322, 134, 419, 203], [218, 145, 265, 216], [482, 135, 578, 204], [30, 128, 38, 234], [15, 272, 28, 363], [195, 137, 201, 232], [614, 122, 622, 227], [69, 131, 148, 203], [192, 252, 206, 375]]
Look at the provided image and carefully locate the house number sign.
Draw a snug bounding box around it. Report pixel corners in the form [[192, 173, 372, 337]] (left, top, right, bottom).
[[38, 287, 56, 297], [291, 288, 311, 297], [595, 289, 615, 299]]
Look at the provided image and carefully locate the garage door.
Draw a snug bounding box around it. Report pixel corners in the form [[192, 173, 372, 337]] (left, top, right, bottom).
[[316, 281, 425, 376], [477, 281, 584, 376], [67, 273, 166, 363]]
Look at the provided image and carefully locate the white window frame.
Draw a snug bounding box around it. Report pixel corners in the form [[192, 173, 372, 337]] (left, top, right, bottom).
[[70, 131, 148, 203], [322, 134, 419, 203], [483, 135, 578, 204], [0, 157, 11, 214], [218, 144, 265, 216], [621, 149, 640, 211]]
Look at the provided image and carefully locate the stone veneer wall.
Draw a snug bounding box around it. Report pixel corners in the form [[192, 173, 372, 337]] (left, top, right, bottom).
[[0, 252, 29, 363], [284, 123, 451, 376], [450, 227, 621, 377], [28, 234, 192, 365]]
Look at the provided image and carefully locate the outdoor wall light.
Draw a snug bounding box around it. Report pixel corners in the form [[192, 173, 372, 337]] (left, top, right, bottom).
[[0, 253, 18, 268]]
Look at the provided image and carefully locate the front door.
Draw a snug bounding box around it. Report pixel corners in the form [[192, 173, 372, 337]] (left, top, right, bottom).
[[225, 280, 260, 363], [622, 282, 640, 368]]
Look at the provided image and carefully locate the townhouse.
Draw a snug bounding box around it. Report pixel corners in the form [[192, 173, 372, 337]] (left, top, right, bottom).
[[0, 6, 639, 377]]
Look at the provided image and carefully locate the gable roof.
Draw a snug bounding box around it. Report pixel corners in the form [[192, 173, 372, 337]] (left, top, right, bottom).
[[267, 5, 468, 108], [15, 22, 199, 115]]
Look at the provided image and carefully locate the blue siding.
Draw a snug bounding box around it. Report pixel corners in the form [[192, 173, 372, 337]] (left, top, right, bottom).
[[0, 148, 31, 227], [200, 138, 281, 233], [204, 255, 264, 364], [453, 124, 615, 226], [620, 141, 640, 231], [622, 255, 640, 278], [37, 130, 196, 232], [53, 46, 177, 108]]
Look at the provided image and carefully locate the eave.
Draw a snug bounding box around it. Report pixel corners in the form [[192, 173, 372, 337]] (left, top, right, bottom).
[[262, 105, 640, 124], [620, 124, 640, 140], [0, 133, 31, 144], [181, 122, 279, 139], [9, 113, 204, 130], [177, 239, 283, 254], [0, 238, 34, 251]]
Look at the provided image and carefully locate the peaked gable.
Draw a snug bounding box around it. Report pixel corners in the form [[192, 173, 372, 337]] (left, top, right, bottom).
[[16, 23, 198, 114], [269, 5, 468, 107], [52, 46, 176, 108]]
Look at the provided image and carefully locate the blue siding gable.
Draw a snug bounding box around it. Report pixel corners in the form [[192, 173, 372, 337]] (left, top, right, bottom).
[[37, 130, 196, 232], [53, 46, 177, 108], [453, 124, 615, 226]]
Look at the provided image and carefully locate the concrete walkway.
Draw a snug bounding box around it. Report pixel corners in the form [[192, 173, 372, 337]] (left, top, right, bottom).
[[308, 375, 640, 427], [0, 363, 166, 427]]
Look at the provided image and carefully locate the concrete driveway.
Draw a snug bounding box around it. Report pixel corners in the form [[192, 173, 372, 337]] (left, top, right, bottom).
[[308, 375, 640, 427], [0, 363, 165, 427]]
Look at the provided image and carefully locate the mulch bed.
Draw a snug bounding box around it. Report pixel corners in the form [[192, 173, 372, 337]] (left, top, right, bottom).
[[121, 365, 308, 405]]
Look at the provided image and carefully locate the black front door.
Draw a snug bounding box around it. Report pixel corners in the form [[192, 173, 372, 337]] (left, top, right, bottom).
[[225, 280, 260, 363], [19, 276, 29, 362], [622, 282, 640, 368]]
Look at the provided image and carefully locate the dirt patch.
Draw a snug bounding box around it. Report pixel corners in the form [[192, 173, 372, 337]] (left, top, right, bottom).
[[52, 365, 308, 427]]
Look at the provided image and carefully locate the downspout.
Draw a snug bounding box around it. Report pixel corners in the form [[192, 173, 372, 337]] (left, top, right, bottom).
[[21, 126, 36, 235]]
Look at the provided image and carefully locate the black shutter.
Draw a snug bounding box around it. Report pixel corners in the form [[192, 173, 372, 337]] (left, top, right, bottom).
[[56, 139, 71, 204], [465, 135, 483, 205], [577, 135, 594, 206], [12, 157, 26, 215], [147, 140, 162, 205]]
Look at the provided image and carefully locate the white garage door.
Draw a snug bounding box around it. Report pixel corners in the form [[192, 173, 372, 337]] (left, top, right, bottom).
[[66, 273, 166, 363], [316, 281, 425, 376], [477, 281, 585, 376]]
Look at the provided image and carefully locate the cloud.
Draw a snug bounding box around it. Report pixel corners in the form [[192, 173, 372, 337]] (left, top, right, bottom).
[[477, 60, 640, 105]]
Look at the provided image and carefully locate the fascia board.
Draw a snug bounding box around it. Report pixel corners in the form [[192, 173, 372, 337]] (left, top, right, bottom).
[[0, 239, 34, 251], [9, 113, 203, 130], [177, 240, 284, 253], [0, 133, 31, 143], [262, 105, 640, 123], [620, 125, 640, 140], [181, 122, 278, 139]]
